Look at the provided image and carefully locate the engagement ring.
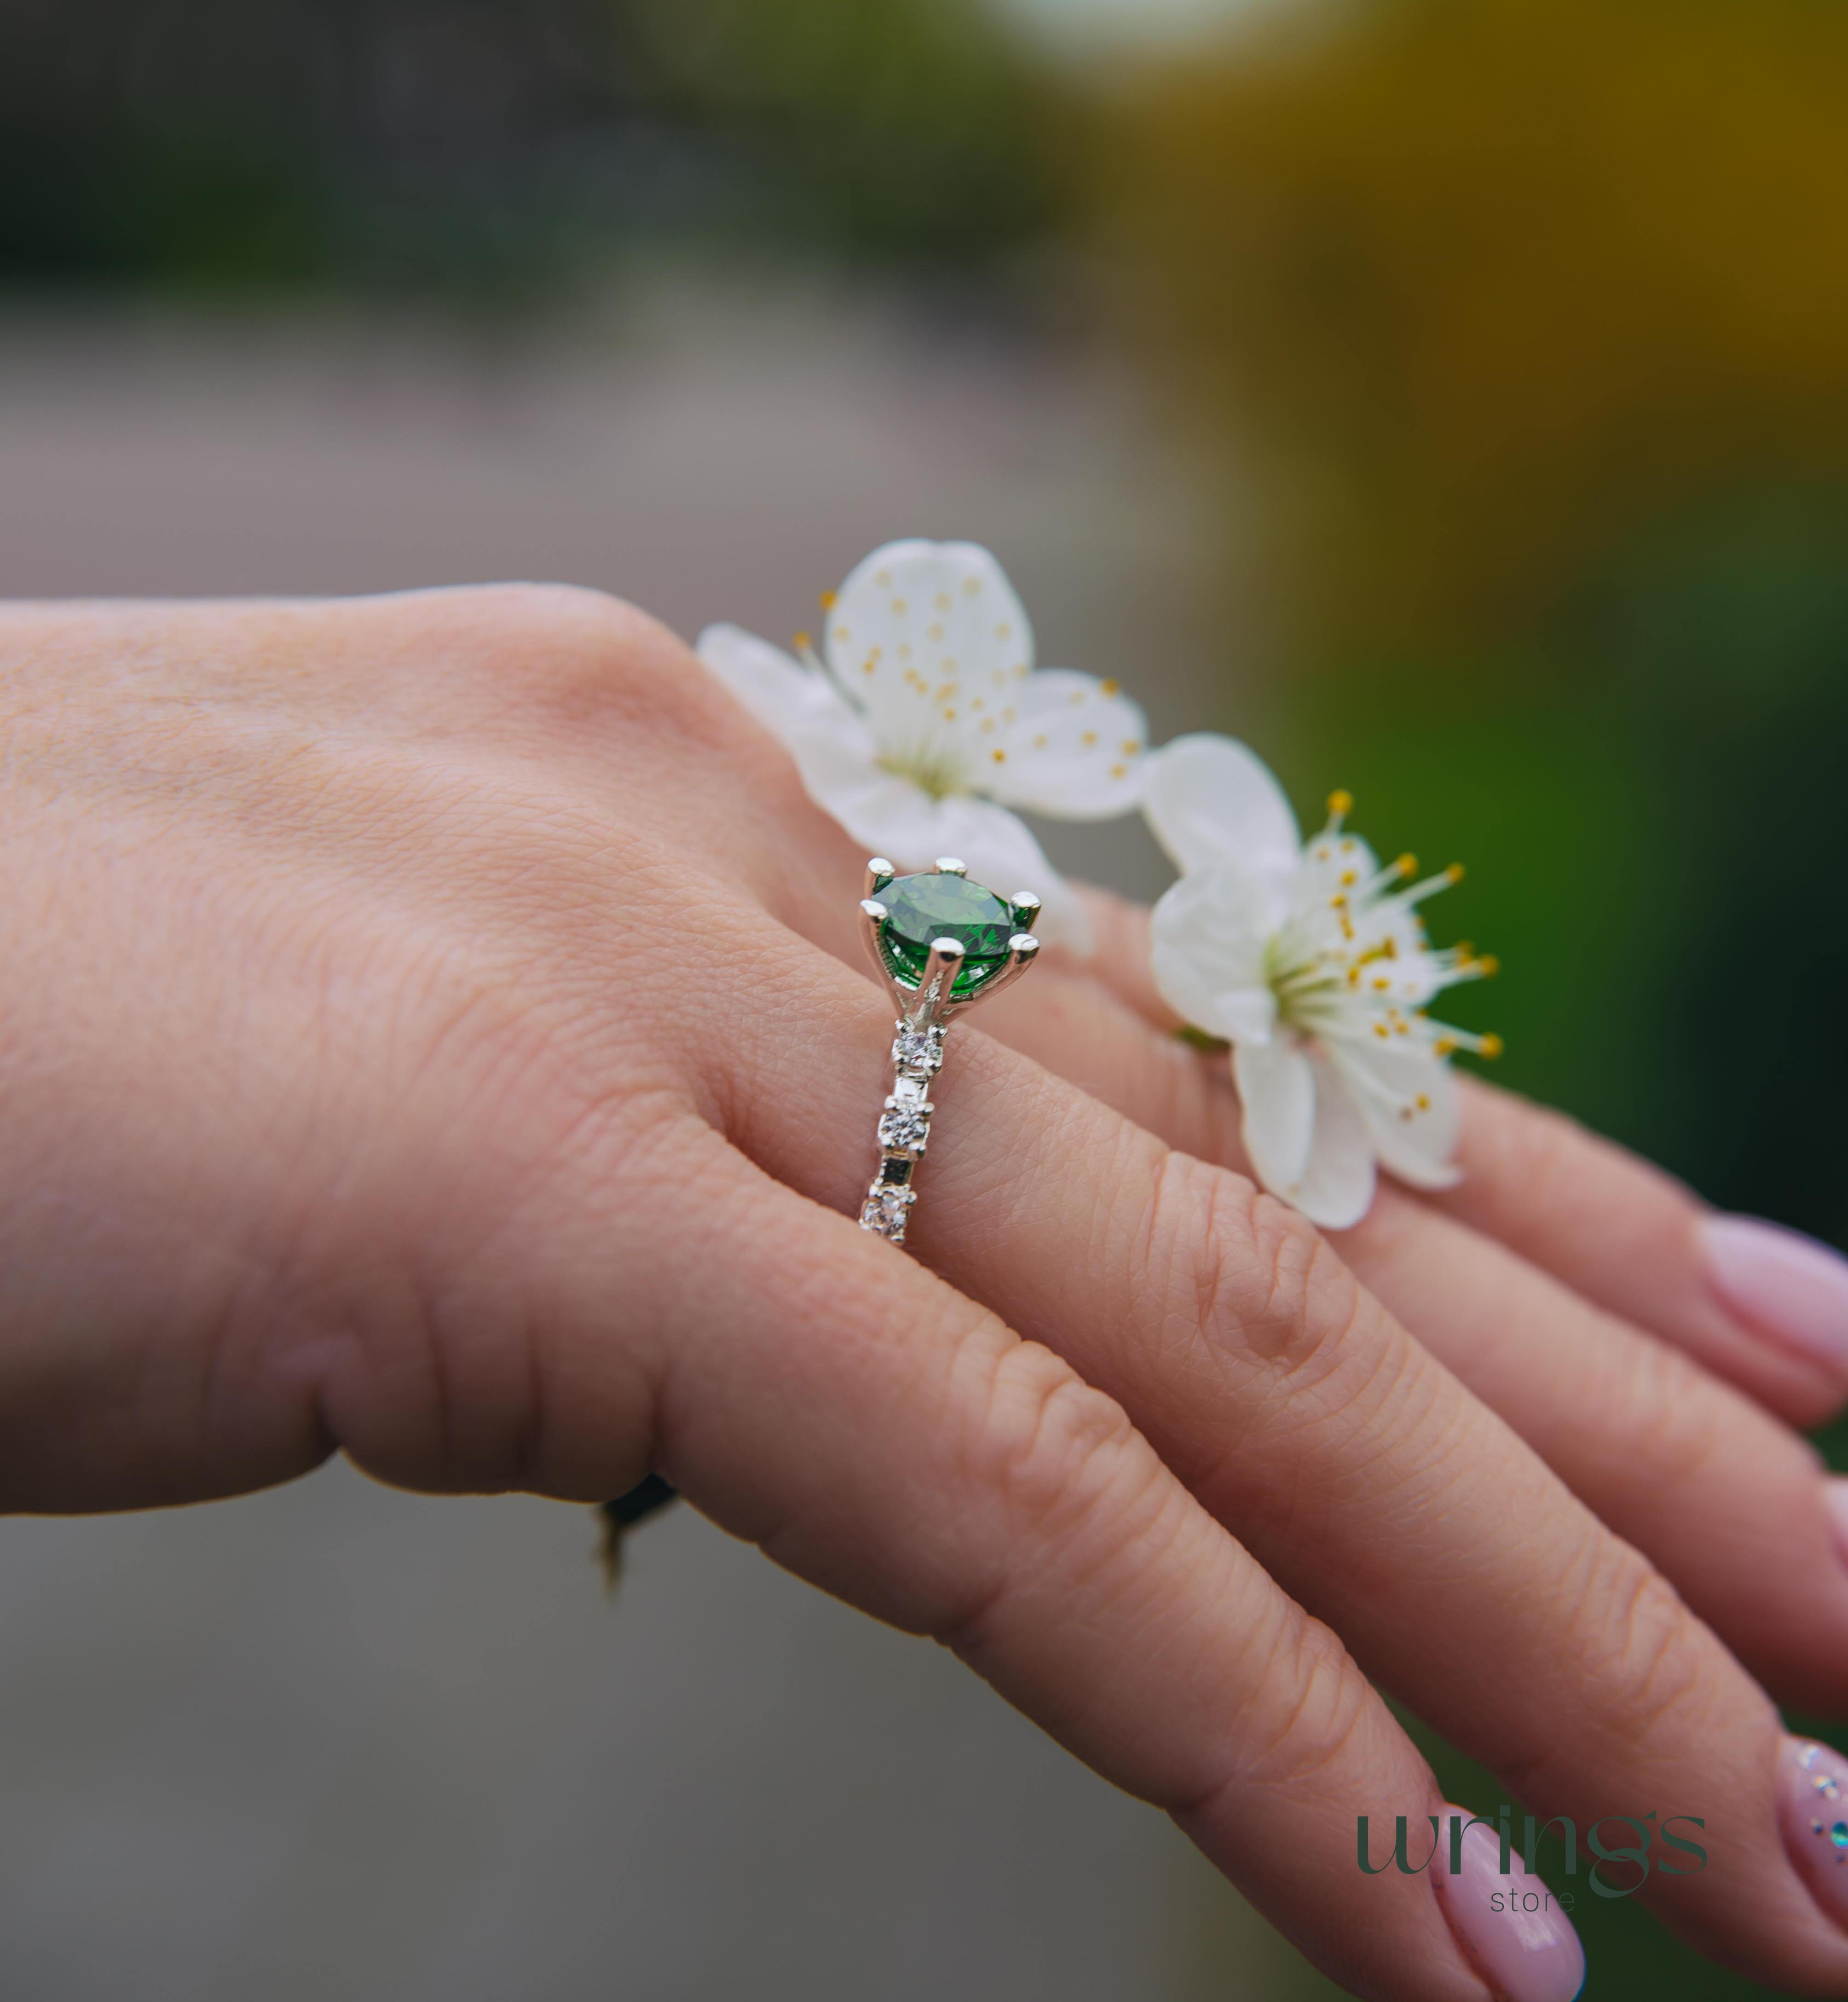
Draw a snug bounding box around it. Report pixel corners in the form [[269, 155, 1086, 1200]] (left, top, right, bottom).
[[856, 857, 1041, 1247]]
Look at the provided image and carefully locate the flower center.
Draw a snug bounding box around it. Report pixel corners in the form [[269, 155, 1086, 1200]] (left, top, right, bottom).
[[877, 741, 972, 801]]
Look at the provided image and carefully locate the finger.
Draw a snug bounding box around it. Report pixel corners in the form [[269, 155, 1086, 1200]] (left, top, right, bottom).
[[1436, 1077, 1848, 1428], [988, 964, 1848, 1712], [716, 925, 1848, 1991], [480, 1117, 1501, 2002], [1074, 882, 1848, 1429]]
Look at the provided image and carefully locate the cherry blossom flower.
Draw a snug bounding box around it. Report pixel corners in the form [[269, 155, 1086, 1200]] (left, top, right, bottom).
[[698, 539, 1148, 952], [1144, 734, 1500, 1228]]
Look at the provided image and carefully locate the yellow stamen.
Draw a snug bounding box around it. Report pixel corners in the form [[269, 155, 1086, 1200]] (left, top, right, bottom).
[[1479, 1032, 1504, 1059], [1101, 678, 1120, 696], [1327, 789, 1353, 818], [819, 589, 838, 610], [792, 631, 812, 652], [992, 748, 1006, 764], [1445, 863, 1465, 885]]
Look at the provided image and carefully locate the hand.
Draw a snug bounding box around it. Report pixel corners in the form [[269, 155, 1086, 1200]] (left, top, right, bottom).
[[0, 586, 1842, 2002]]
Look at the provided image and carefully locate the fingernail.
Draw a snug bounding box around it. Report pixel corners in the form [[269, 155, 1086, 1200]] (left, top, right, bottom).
[[1779, 1737, 1848, 1930], [1432, 1805, 1586, 2002], [1823, 1480, 1848, 1570], [1701, 1215, 1848, 1372]]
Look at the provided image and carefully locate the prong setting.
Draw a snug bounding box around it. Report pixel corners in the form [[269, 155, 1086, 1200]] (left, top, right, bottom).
[[858, 866, 1043, 1248]]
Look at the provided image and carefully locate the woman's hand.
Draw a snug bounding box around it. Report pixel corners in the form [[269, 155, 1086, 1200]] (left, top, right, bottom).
[[1, 586, 1843, 2002]]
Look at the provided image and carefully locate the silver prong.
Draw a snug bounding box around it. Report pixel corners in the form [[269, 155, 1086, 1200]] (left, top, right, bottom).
[[858, 898, 899, 997], [1008, 891, 1041, 932], [902, 935, 964, 1030], [934, 856, 968, 876], [864, 856, 895, 898], [967, 931, 1041, 1006]]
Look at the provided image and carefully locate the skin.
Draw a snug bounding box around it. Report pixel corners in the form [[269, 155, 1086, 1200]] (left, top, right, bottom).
[[2, 584, 1846, 1999]]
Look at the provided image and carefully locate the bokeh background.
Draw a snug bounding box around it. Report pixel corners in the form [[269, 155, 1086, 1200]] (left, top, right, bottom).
[[1, 1, 1843, 1996]]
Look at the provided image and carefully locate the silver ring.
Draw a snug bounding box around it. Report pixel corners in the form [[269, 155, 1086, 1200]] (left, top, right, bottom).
[[856, 856, 1042, 1246]]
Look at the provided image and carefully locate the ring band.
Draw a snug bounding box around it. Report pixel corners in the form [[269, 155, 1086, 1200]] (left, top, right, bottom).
[[855, 857, 1042, 1246]]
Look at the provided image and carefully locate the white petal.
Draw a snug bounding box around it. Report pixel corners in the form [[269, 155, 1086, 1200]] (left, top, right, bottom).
[[921, 797, 1094, 955], [983, 668, 1149, 820], [825, 540, 1032, 760], [1327, 1040, 1464, 1192], [1149, 867, 1276, 1042], [1292, 1050, 1380, 1229], [1233, 1039, 1316, 1197], [696, 623, 857, 743], [1142, 734, 1302, 882]]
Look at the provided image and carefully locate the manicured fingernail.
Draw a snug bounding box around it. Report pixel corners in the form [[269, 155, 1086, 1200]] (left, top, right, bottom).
[[1432, 1805, 1585, 2002], [1701, 1215, 1848, 1372], [1822, 1480, 1848, 1570], [1779, 1737, 1848, 1930]]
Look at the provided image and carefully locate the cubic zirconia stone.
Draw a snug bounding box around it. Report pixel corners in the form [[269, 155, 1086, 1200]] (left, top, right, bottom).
[[878, 1105, 931, 1152], [879, 872, 1016, 998], [892, 1029, 943, 1073], [860, 1186, 913, 1239]]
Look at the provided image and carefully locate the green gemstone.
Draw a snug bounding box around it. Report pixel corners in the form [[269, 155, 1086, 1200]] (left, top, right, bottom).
[[880, 871, 1017, 998]]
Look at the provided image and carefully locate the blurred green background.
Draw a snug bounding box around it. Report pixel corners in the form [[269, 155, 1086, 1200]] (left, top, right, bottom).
[[4, 0, 1845, 1996]]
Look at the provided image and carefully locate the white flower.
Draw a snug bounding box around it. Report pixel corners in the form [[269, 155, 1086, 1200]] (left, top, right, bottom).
[[697, 539, 1149, 953], [1143, 733, 1501, 1229]]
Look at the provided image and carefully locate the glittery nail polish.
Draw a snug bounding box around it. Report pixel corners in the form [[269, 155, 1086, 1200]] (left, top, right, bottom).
[[1779, 1736, 1848, 1928]]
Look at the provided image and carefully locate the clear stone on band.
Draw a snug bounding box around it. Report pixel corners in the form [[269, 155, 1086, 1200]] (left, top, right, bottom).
[[892, 1029, 944, 1073], [878, 1105, 930, 1152], [860, 1186, 914, 1240]]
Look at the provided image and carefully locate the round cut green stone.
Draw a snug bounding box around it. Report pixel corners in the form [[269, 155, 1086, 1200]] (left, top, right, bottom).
[[879, 871, 1016, 998]]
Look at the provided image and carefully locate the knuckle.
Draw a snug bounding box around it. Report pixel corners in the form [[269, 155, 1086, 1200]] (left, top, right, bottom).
[[1578, 1547, 1711, 1752], [1596, 1327, 1732, 1497], [1150, 1150, 1362, 1389], [976, 1337, 1145, 1532]]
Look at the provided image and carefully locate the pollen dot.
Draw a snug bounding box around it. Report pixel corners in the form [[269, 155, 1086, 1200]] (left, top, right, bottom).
[[1328, 789, 1353, 816], [1081, 731, 1097, 747], [1033, 733, 1048, 749], [862, 660, 876, 676], [1122, 739, 1140, 755], [1101, 678, 1120, 696], [1479, 1032, 1504, 1059], [1374, 1024, 1390, 1039], [992, 748, 1006, 763], [1446, 863, 1466, 884], [1340, 871, 1357, 887], [964, 579, 981, 595], [875, 570, 892, 589], [928, 623, 945, 642], [1110, 762, 1128, 779], [1068, 691, 1085, 706], [792, 631, 811, 652], [891, 598, 907, 616], [935, 592, 952, 611], [835, 626, 850, 643], [820, 589, 838, 610], [995, 623, 1011, 639]]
